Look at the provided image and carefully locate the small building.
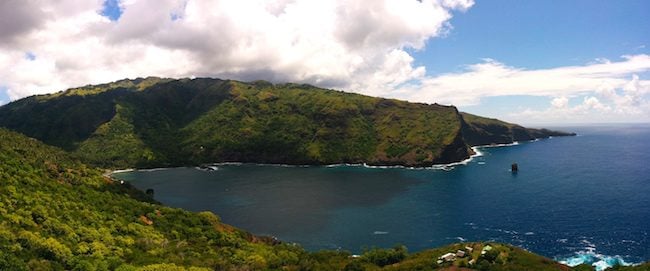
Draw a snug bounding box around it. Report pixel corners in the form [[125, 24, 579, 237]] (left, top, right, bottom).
[[465, 246, 474, 253], [456, 250, 466, 257], [468, 259, 476, 265], [440, 252, 456, 262]]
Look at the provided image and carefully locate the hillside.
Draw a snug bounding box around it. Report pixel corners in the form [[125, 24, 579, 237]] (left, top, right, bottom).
[[460, 112, 572, 146], [0, 128, 596, 271], [0, 128, 313, 270], [0, 77, 573, 169], [0, 119, 644, 270]]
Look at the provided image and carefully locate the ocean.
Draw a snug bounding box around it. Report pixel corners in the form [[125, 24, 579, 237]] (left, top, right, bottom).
[[113, 124, 650, 270]]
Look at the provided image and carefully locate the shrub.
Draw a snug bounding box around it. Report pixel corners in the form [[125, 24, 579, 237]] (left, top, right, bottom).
[[361, 245, 408, 267]]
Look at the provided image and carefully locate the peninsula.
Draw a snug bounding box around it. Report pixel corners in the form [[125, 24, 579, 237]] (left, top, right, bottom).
[[0, 77, 574, 169]]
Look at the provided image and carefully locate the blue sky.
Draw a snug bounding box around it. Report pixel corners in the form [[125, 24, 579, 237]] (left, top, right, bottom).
[[0, 87, 9, 104], [411, 0, 650, 124], [413, 0, 650, 72], [101, 0, 122, 21], [1, 0, 649, 124]]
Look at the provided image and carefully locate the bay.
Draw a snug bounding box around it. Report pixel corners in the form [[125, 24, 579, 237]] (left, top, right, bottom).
[[113, 125, 650, 268]]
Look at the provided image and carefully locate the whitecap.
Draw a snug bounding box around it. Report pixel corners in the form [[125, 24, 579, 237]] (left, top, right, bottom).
[[190, 140, 528, 172], [196, 165, 219, 171], [476, 141, 520, 148], [141, 167, 171, 172], [214, 162, 243, 166], [558, 252, 635, 271], [111, 168, 135, 173]]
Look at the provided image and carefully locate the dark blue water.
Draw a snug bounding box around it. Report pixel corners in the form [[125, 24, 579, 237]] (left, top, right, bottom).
[[114, 125, 650, 269]]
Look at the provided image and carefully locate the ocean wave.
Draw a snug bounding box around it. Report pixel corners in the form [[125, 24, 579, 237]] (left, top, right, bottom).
[[475, 141, 520, 148], [140, 167, 171, 172], [191, 145, 490, 171], [324, 145, 486, 170], [558, 252, 635, 271], [444, 236, 467, 242], [213, 162, 244, 166], [326, 163, 363, 168], [113, 166, 188, 173], [111, 169, 135, 173], [108, 138, 537, 174], [196, 165, 220, 171], [112, 142, 508, 173]]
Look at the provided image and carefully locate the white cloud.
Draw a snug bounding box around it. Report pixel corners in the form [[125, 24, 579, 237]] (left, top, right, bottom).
[[506, 84, 650, 124], [0, 0, 473, 101], [391, 55, 650, 123], [551, 96, 569, 109], [398, 55, 650, 106], [1, 0, 648, 124]]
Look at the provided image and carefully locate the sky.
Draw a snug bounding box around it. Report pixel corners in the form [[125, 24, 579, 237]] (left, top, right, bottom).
[[0, 0, 649, 124]]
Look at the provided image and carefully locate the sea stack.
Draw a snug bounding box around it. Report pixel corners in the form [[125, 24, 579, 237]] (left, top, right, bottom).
[[511, 163, 519, 172]]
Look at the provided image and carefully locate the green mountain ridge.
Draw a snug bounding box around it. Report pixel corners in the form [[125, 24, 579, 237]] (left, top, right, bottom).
[[3, 128, 648, 270], [0, 77, 574, 169]]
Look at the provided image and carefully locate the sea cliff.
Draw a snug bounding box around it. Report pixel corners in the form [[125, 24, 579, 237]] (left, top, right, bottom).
[[0, 77, 574, 168]]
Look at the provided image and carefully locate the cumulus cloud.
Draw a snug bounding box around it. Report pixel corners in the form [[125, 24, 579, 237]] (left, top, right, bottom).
[[505, 79, 650, 124], [399, 55, 650, 106], [0, 0, 472, 101], [1, 0, 648, 123], [511, 95, 650, 124], [392, 55, 650, 123], [551, 96, 569, 109]]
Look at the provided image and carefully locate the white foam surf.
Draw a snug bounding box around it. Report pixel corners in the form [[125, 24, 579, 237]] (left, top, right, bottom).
[[109, 139, 527, 174], [111, 169, 135, 173], [476, 141, 520, 148], [558, 252, 635, 271], [140, 167, 170, 172]]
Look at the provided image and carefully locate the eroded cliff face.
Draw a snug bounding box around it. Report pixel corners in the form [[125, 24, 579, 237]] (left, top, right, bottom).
[[459, 112, 575, 147], [431, 128, 473, 165]]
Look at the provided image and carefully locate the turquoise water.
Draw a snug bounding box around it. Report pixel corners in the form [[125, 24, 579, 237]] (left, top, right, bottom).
[[114, 125, 650, 270]]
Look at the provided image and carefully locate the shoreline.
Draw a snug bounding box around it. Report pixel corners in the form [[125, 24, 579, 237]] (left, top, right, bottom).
[[106, 136, 646, 268], [109, 138, 544, 176]]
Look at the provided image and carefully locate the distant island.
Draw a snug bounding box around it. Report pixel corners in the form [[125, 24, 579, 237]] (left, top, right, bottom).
[[0, 77, 574, 169]]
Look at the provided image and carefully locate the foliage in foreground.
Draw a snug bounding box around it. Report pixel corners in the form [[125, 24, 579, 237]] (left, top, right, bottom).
[[0, 128, 313, 270], [3, 129, 643, 270]]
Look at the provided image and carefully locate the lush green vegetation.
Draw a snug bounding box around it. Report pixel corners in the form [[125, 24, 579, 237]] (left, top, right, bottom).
[[0, 78, 572, 169], [0, 128, 314, 270], [460, 112, 575, 146], [0, 127, 645, 270], [0, 78, 597, 270]]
